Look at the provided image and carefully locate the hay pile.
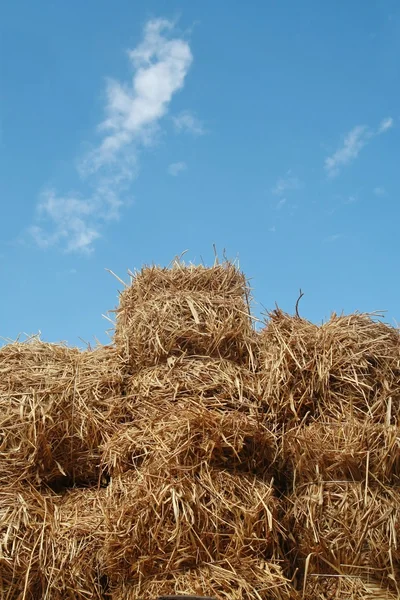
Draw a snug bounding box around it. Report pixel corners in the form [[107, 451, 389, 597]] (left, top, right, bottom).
[[1, 258, 400, 599], [114, 261, 256, 370], [0, 341, 124, 487], [258, 308, 400, 597]]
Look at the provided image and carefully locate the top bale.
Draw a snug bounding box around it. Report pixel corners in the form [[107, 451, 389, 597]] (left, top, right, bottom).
[[119, 260, 249, 306]]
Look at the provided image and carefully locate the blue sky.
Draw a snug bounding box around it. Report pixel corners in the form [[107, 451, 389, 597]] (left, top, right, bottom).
[[1, 1, 399, 347]]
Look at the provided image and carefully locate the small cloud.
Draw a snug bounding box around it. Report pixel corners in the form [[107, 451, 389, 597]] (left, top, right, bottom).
[[30, 19, 194, 253], [269, 225, 276, 233], [324, 126, 370, 178], [172, 110, 205, 135], [275, 198, 287, 210], [373, 186, 386, 196], [30, 189, 101, 253], [272, 171, 302, 196], [167, 161, 187, 176], [378, 117, 394, 133], [324, 233, 342, 243], [325, 117, 394, 178], [345, 195, 358, 204], [69, 268, 77, 275]]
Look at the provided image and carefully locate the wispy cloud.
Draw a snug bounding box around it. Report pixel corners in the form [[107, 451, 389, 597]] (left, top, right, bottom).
[[373, 186, 386, 196], [324, 117, 394, 178], [272, 170, 302, 196], [172, 110, 205, 135], [378, 117, 394, 133], [30, 19, 194, 253], [324, 233, 342, 243], [168, 161, 187, 176], [275, 198, 287, 210]]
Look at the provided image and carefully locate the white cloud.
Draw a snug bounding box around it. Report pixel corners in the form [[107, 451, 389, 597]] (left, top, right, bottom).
[[172, 110, 205, 135], [373, 186, 386, 196], [168, 161, 187, 176], [30, 190, 101, 254], [378, 117, 394, 133], [324, 117, 394, 178], [324, 126, 370, 178], [272, 171, 301, 196], [324, 233, 342, 243], [275, 198, 287, 210], [30, 19, 194, 253], [90, 19, 193, 170]]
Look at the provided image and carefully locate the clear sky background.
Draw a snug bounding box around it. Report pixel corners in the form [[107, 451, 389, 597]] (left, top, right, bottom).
[[1, 1, 399, 347]]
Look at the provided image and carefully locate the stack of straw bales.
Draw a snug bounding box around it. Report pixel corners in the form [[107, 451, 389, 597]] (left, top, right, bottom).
[[258, 308, 400, 598], [103, 261, 293, 599], [1, 258, 399, 600]]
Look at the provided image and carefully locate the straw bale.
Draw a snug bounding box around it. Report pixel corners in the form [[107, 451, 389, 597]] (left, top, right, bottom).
[[115, 291, 255, 370], [116, 357, 262, 420], [303, 576, 398, 599], [316, 313, 400, 424], [0, 341, 124, 486], [42, 488, 107, 599], [0, 485, 54, 599], [101, 466, 281, 580], [109, 560, 299, 600], [119, 261, 249, 304], [101, 402, 276, 477], [258, 310, 400, 425], [284, 481, 400, 586], [283, 419, 400, 487], [257, 309, 320, 424]]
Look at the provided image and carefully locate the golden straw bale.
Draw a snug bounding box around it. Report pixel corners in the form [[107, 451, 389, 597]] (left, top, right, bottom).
[[284, 481, 400, 587], [0, 341, 124, 485], [119, 261, 250, 304], [115, 291, 255, 370], [0, 485, 55, 599], [257, 309, 320, 424], [109, 560, 299, 600], [316, 313, 400, 424], [283, 419, 400, 487], [101, 466, 281, 580], [42, 488, 107, 600], [115, 357, 262, 421], [303, 576, 398, 599], [258, 310, 400, 426], [101, 402, 276, 478]]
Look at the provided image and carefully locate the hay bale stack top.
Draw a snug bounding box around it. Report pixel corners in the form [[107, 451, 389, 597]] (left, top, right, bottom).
[[115, 261, 255, 370]]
